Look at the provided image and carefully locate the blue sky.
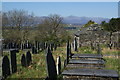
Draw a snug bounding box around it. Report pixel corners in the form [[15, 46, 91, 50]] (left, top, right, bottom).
[[2, 2, 118, 18]]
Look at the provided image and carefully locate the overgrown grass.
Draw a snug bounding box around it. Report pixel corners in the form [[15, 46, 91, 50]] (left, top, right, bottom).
[[1, 45, 119, 79], [2, 46, 67, 79]]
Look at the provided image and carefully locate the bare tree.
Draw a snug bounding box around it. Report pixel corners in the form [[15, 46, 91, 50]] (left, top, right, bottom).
[[2, 10, 35, 45], [37, 14, 69, 43]]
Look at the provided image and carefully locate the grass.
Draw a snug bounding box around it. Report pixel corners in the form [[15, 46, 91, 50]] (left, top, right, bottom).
[[2, 46, 67, 79], [1, 45, 119, 79]]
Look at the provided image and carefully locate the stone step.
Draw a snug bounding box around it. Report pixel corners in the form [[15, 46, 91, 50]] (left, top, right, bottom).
[[66, 64, 105, 69], [62, 68, 119, 79], [71, 54, 103, 59], [69, 59, 105, 65]]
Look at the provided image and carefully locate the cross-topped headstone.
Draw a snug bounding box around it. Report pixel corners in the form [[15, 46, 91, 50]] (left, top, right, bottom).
[[2, 56, 11, 79], [46, 46, 57, 79]]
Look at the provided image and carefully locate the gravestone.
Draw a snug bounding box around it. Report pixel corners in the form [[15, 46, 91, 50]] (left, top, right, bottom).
[[66, 41, 69, 64], [10, 50, 17, 73], [21, 54, 27, 67], [97, 43, 101, 54], [74, 37, 78, 51], [69, 43, 72, 58], [45, 42, 47, 49], [50, 43, 53, 51], [46, 47, 57, 79], [32, 46, 37, 54], [54, 43, 57, 51], [37, 42, 40, 51], [2, 56, 11, 79], [56, 56, 61, 75], [26, 51, 32, 66], [21, 43, 23, 50]]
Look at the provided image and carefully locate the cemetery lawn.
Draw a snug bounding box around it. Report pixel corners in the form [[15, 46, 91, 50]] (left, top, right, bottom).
[[3, 45, 119, 79], [4, 46, 67, 79]]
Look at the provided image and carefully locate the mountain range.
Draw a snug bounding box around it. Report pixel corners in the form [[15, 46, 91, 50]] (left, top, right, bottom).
[[35, 16, 110, 25], [62, 16, 110, 25]]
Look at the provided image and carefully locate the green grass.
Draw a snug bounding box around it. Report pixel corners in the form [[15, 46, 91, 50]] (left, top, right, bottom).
[[3, 46, 67, 79], [75, 46, 97, 54], [1, 45, 119, 79], [104, 57, 120, 77]]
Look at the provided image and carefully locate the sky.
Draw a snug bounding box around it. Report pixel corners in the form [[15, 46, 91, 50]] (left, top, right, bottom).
[[2, 2, 118, 18]]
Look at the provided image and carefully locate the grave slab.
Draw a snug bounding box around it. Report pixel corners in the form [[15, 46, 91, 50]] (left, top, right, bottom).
[[62, 68, 118, 78], [66, 64, 105, 69], [69, 59, 105, 64], [71, 54, 103, 59]]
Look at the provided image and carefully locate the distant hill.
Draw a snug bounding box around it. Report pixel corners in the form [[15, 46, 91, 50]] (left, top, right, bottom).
[[34, 16, 110, 25], [63, 16, 110, 25]]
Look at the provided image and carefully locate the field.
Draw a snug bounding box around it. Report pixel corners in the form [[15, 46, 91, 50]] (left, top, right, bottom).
[[1, 44, 120, 79]]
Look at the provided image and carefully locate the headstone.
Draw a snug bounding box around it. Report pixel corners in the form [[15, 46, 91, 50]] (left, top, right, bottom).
[[56, 56, 61, 75], [32, 46, 37, 54], [45, 42, 47, 49], [97, 43, 101, 54], [64, 59, 67, 68], [69, 43, 72, 58], [50, 43, 53, 51], [66, 41, 69, 64], [46, 47, 57, 79], [74, 37, 78, 51], [35, 41, 38, 49], [26, 51, 32, 66], [37, 42, 40, 51], [2, 56, 11, 79], [10, 50, 17, 73], [54, 43, 57, 51], [21, 54, 27, 67]]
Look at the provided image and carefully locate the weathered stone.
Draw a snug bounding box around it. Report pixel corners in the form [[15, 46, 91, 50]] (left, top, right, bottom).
[[32, 46, 37, 54], [69, 59, 105, 65], [46, 47, 57, 79], [74, 37, 78, 51], [2, 56, 11, 79], [71, 54, 103, 59], [97, 43, 101, 54], [21, 54, 27, 67], [66, 41, 69, 64], [54, 43, 57, 51], [26, 51, 32, 66], [56, 56, 61, 75], [62, 68, 119, 78], [69, 43, 72, 58], [10, 50, 17, 73]]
